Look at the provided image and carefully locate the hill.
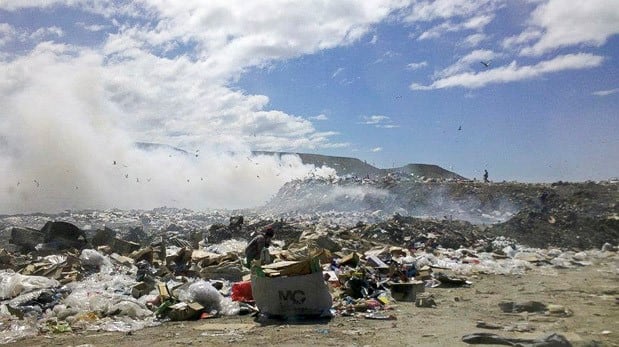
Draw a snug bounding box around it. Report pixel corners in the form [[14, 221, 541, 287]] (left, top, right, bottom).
[[254, 151, 465, 180]]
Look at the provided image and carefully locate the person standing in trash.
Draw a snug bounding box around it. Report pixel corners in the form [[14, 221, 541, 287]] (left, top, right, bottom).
[[244, 225, 274, 268], [483, 169, 489, 183]]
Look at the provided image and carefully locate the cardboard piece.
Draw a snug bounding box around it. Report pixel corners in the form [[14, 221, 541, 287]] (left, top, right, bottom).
[[167, 302, 204, 321], [251, 271, 332, 317]]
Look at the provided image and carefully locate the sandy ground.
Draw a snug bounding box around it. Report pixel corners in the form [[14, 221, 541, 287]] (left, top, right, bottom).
[[4, 253, 618, 347]]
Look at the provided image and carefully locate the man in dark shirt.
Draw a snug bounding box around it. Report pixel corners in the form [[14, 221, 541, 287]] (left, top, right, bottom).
[[244, 225, 274, 268]]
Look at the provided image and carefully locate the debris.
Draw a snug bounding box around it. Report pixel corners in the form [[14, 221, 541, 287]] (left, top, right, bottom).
[[388, 281, 424, 302], [475, 321, 502, 330], [364, 312, 396, 320], [499, 300, 547, 313], [462, 332, 571, 346], [415, 294, 437, 308]]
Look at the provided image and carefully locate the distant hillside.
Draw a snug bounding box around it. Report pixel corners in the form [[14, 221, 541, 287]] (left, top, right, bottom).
[[386, 163, 466, 180], [254, 151, 466, 180], [133, 143, 465, 180]]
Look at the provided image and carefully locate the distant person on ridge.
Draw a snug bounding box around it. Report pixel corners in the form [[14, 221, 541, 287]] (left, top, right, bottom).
[[244, 225, 274, 268], [483, 169, 489, 183]]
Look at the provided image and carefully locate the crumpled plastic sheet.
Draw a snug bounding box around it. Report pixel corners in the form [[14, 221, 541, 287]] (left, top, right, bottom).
[[414, 244, 616, 277], [80, 249, 113, 272], [176, 280, 240, 316], [43, 254, 67, 265], [219, 297, 241, 316], [0, 271, 60, 300], [96, 317, 160, 333], [206, 239, 247, 254], [177, 280, 222, 311], [415, 251, 534, 276], [0, 318, 39, 344], [62, 269, 144, 315]]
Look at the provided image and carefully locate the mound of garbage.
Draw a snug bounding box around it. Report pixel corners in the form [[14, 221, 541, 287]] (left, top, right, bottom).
[[1, 214, 617, 344], [263, 177, 618, 249]]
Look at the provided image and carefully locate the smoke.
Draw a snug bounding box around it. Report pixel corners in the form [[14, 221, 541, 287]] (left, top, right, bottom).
[[265, 178, 520, 224], [412, 185, 519, 224], [0, 47, 332, 214], [267, 182, 391, 214]]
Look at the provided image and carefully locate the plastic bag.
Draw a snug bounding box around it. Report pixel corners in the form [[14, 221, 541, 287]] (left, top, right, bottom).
[[177, 280, 222, 312], [80, 249, 113, 272], [219, 297, 241, 316], [106, 300, 152, 319], [0, 271, 60, 300]]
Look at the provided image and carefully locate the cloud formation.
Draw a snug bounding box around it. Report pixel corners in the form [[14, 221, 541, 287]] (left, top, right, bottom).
[[360, 115, 399, 128], [592, 88, 619, 97], [406, 61, 428, 70], [519, 0, 619, 56], [411, 53, 604, 90]]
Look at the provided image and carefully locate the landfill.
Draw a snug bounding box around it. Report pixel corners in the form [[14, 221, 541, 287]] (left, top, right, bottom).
[[0, 176, 617, 346]]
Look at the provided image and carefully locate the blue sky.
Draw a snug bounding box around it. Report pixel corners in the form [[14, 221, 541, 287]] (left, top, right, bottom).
[[0, 1, 618, 212]]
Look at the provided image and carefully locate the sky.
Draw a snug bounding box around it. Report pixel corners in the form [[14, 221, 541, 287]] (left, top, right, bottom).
[[0, 0, 618, 213]]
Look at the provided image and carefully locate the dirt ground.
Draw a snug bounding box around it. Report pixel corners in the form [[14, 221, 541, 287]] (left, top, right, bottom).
[[4, 253, 618, 347]]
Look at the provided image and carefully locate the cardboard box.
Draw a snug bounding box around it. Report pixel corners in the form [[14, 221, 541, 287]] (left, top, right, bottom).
[[251, 271, 332, 317]]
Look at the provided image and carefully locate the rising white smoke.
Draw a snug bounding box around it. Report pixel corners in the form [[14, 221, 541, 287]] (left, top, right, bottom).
[[0, 46, 334, 214]]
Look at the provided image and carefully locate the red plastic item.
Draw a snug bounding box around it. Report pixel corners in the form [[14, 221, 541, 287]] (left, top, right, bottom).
[[231, 281, 254, 302]]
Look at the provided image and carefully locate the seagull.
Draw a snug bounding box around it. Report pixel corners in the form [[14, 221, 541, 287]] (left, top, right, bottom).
[[113, 160, 117, 165], [458, 125, 462, 131], [480, 60, 491, 68], [33, 180, 40, 187], [125, 174, 129, 179]]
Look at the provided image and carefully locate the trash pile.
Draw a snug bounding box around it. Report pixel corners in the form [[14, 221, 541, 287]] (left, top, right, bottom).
[[2, 212, 616, 344]]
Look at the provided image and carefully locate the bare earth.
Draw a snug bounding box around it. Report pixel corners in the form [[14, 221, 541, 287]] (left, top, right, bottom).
[[5, 254, 618, 347]]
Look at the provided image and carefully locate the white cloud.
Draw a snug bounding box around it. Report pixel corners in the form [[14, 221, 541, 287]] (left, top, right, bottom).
[[377, 124, 399, 129], [360, 115, 399, 128], [0, 23, 16, 47], [371, 147, 383, 152], [332, 67, 344, 78], [310, 114, 328, 121], [406, 61, 428, 70], [370, 34, 378, 44], [417, 14, 494, 40], [462, 33, 487, 47], [411, 53, 605, 90], [405, 0, 503, 22], [501, 29, 542, 50], [592, 88, 619, 96], [76, 22, 109, 32], [434, 49, 499, 78], [362, 115, 390, 125], [519, 0, 619, 56], [30, 26, 64, 40], [0, 1, 145, 18]]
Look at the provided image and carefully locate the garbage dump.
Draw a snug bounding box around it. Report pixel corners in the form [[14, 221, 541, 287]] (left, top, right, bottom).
[[0, 177, 616, 345]]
